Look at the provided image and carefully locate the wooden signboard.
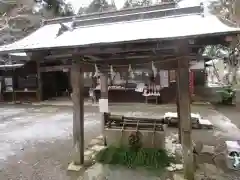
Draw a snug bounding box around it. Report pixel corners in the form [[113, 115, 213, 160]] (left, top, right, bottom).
[[4, 77, 13, 92]]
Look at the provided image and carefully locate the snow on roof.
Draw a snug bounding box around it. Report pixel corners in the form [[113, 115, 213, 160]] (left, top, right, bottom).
[[0, 5, 239, 54], [205, 58, 221, 65], [9, 52, 27, 56], [190, 61, 204, 69], [0, 64, 24, 69]]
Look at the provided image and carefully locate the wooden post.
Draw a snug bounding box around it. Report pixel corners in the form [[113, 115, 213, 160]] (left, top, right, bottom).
[[36, 60, 42, 101], [125, 70, 129, 88], [176, 70, 181, 143], [91, 71, 97, 103], [12, 67, 16, 103], [71, 59, 84, 165], [25, 52, 45, 102], [99, 68, 108, 146], [177, 41, 194, 180], [67, 70, 71, 97]]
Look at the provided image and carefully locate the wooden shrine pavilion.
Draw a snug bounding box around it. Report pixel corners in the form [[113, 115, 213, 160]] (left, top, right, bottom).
[[0, 2, 239, 179]]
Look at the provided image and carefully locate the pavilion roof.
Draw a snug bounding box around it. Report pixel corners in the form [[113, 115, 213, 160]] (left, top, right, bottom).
[[0, 63, 24, 69], [0, 4, 239, 54]]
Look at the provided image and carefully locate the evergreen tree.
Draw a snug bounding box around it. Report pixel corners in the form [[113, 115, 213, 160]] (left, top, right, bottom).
[[209, 0, 240, 24], [208, 0, 240, 85], [123, 0, 152, 9], [85, 0, 110, 14], [0, 1, 42, 45], [34, 0, 74, 16]]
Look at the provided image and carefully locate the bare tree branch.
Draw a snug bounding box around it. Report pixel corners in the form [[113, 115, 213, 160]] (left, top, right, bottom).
[[0, 3, 42, 45]]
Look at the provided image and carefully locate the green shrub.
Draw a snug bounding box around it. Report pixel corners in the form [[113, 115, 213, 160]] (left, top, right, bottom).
[[217, 86, 236, 104], [95, 146, 175, 171]]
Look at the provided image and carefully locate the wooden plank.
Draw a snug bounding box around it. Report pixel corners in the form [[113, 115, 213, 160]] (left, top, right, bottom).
[[107, 113, 163, 122], [71, 59, 84, 165], [177, 41, 194, 180]]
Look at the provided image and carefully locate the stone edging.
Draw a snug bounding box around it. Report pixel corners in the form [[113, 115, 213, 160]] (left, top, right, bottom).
[[67, 135, 105, 171]]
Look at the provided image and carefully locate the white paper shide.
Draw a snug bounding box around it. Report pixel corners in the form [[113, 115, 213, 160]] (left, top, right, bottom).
[[99, 99, 109, 113], [160, 70, 169, 88]]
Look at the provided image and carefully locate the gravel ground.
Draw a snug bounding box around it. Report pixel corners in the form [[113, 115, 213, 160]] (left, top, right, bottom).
[[0, 105, 101, 180], [212, 105, 240, 127], [0, 103, 239, 180]]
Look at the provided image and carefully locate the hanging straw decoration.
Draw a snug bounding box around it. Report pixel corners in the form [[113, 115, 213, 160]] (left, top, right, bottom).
[[128, 64, 135, 79], [128, 64, 132, 73], [152, 61, 157, 77], [93, 64, 99, 77], [110, 65, 116, 81], [89, 72, 93, 78], [84, 72, 87, 78]]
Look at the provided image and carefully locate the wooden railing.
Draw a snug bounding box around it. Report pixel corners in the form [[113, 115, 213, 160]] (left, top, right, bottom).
[[104, 112, 165, 131]]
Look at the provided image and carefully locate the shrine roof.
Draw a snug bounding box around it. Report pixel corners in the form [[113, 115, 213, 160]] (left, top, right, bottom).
[[0, 4, 239, 54]]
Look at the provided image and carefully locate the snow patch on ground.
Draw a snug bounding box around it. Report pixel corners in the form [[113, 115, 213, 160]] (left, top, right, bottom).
[[208, 111, 240, 141], [0, 107, 100, 161], [6, 113, 99, 142]]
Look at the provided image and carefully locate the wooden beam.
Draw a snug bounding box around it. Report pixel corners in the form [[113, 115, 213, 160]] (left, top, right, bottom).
[[96, 54, 155, 61], [44, 53, 174, 61], [47, 41, 177, 56], [42, 36, 223, 61], [82, 58, 179, 70], [39, 58, 198, 72], [95, 56, 179, 65], [39, 65, 71, 72], [71, 59, 84, 165], [44, 49, 197, 64], [177, 41, 194, 180], [84, 55, 102, 61]]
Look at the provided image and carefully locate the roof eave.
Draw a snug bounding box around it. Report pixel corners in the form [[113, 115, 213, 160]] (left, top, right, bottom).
[[0, 30, 238, 55]]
